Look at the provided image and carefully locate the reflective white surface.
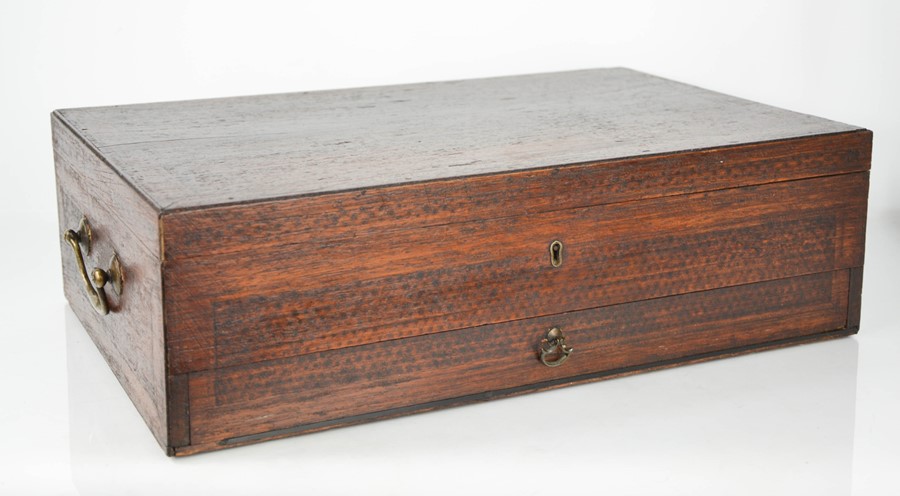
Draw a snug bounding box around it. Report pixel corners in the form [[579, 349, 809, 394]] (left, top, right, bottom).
[[1, 1, 899, 494]]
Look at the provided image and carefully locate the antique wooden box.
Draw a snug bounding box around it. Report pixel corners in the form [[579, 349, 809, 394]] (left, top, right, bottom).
[[53, 68, 871, 456]]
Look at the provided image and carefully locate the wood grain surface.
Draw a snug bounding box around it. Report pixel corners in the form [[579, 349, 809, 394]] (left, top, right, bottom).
[[163, 172, 868, 374], [52, 68, 872, 456], [56, 68, 862, 210], [53, 115, 169, 448], [177, 269, 851, 454], [160, 130, 871, 261]]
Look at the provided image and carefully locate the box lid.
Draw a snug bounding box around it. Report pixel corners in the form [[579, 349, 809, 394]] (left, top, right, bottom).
[[54, 68, 861, 211]]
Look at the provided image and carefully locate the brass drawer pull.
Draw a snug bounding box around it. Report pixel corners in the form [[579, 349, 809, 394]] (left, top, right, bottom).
[[63, 217, 124, 316], [539, 327, 573, 367]]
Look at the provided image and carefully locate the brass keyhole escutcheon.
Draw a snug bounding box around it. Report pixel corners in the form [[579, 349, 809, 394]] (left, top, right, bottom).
[[539, 327, 573, 367], [549, 240, 563, 267]]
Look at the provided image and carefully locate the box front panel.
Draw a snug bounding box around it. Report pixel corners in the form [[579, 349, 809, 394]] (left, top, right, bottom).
[[163, 172, 867, 374]]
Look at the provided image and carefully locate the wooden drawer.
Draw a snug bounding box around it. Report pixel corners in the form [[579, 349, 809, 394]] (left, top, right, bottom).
[[179, 269, 853, 454]]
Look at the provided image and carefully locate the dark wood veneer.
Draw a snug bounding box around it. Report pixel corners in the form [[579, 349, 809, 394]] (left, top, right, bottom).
[[180, 269, 850, 454], [165, 173, 867, 373], [159, 131, 871, 262], [53, 68, 871, 455]]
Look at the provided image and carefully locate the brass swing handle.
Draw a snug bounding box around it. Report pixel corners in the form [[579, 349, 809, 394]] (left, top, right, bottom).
[[539, 327, 573, 367], [63, 217, 124, 316]]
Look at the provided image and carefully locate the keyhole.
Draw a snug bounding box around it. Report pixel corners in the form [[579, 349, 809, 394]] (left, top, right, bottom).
[[549, 240, 563, 267]]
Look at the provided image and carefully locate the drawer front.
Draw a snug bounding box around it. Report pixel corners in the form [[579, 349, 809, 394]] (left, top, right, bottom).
[[165, 173, 867, 373], [182, 270, 852, 451]]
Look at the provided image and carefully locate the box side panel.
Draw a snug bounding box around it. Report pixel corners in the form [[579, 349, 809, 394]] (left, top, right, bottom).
[[53, 113, 169, 450], [164, 172, 868, 374], [178, 269, 852, 455]]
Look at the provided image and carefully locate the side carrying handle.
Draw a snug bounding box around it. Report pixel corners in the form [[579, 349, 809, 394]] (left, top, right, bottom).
[[63, 217, 124, 315], [539, 327, 573, 367]]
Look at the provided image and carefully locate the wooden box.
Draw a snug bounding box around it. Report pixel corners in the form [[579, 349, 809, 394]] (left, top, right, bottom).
[[53, 68, 871, 456]]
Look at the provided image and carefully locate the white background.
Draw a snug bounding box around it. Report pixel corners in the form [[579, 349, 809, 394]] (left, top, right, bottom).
[[1, 1, 898, 494]]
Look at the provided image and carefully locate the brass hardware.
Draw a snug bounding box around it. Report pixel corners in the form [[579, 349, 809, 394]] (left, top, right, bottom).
[[539, 327, 573, 367], [549, 240, 563, 267], [63, 217, 124, 315]]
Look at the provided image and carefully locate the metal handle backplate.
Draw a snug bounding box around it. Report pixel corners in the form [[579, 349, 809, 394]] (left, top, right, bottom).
[[63, 217, 124, 315]]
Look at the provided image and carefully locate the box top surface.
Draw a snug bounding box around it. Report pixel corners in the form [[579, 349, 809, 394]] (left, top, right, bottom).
[[55, 68, 861, 211]]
